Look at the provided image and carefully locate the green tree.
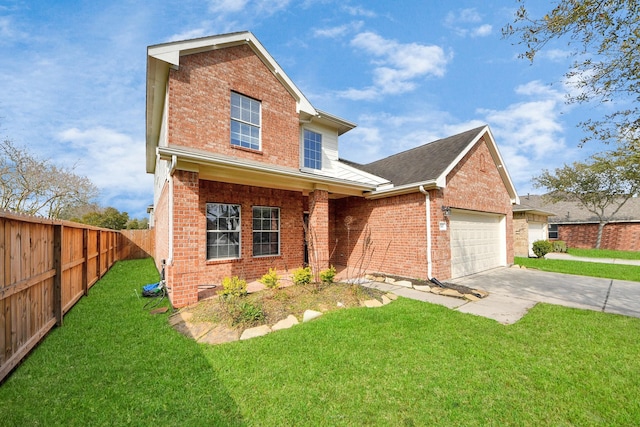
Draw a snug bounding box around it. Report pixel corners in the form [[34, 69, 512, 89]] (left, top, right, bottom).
[[534, 149, 640, 248], [78, 207, 129, 230], [503, 0, 640, 151]]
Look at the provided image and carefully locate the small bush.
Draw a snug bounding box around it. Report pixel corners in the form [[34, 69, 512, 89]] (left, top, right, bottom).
[[532, 240, 554, 258], [228, 301, 265, 326], [319, 265, 337, 284], [552, 240, 568, 253], [292, 266, 312, 286], [259, 268, 280, 289], [220, 276, 247, 298]]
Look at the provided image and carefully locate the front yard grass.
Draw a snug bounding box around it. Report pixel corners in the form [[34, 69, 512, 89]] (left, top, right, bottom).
[[567, 247, 640, 260], [515, 256, 640, 282], [1, 258, 639, 425]]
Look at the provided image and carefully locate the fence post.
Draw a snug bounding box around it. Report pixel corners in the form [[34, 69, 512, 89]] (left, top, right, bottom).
[[53, 224, 63, 327], [97, 230, 102, 278], [82, 228, 88, 296]]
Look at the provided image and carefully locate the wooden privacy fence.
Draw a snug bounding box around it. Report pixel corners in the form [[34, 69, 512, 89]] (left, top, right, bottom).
[[0, 211, 155, 382]]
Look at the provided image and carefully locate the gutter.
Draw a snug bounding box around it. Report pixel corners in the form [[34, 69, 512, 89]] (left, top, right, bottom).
[[419, 185, 433, 279]]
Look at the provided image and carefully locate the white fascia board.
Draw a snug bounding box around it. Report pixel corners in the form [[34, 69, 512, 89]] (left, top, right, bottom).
[[335, 161, 390, 186], [147, 31, 317, 116], [434, 125, 520, 204], [365, 180, 440, 199]]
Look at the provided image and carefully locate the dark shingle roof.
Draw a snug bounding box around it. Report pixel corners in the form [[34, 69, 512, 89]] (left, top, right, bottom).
[[519, 194, 640, 223], [343, 126, 486, 186]]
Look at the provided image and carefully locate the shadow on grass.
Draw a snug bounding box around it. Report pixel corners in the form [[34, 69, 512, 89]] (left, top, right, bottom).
[[0, 258, 245, 426]]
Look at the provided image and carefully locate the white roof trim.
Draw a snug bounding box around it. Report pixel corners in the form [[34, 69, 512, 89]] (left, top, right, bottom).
[[435, 125, 520, 204], [147, 31, 316, 116]]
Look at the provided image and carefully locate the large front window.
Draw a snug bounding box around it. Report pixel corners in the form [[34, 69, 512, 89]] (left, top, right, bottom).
[[303, 129, 322, 169], [253, 206, 280, 256], [230, 92, 261, 150], [206, 203, 241, 260]]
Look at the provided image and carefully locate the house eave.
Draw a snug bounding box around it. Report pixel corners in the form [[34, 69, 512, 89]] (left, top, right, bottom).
[[365, 180, 440, 199], [157, 146, 376, 197]]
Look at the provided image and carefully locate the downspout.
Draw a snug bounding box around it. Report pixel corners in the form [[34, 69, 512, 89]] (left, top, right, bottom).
[[168, 154, 177, 264], [419, 185, 433, 279]]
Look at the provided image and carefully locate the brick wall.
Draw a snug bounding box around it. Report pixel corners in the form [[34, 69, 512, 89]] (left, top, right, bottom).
[[557, 222, 640, 251], [332, 193, 428, 280], [512, 213, 529, 258], [167, 45, 300, 168], [442, 138, 514, 273], [167, 179, 305, 307]]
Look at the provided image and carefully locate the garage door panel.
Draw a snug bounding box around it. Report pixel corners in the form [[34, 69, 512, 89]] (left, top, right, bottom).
[[450, 210, 505, 278]]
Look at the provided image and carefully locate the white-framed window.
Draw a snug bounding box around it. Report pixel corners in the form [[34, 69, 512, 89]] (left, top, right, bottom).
[[303, 129, 322, 169], [548, 223, 558, 239], [230, 92, 261, 150], [206, 203, 241, 260], [253, 206, 280, 257]]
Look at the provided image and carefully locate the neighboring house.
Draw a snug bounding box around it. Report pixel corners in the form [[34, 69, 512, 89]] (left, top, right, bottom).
[[145, 31, 520, 308], [519, 194, 640, 251], [512, 203, 555, 257]]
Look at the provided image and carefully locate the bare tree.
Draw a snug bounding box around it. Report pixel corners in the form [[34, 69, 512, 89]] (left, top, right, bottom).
[[0, 138, 99, 218]]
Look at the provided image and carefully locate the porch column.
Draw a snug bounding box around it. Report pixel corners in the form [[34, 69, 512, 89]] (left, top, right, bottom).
[[309, 187, 330, 270]]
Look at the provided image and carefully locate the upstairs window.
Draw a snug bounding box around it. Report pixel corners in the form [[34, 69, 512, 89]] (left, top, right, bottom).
[[303, 129, 322, 169], [230, 92, 261, 150]]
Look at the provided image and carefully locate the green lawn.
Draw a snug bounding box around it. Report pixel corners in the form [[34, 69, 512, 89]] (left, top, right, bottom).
[[1, 258, 640, 425], [567, 247, 640, 260], [515, 256, 640, 282]]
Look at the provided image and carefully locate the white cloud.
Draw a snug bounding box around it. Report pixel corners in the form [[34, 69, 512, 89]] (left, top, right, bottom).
[[338, 32, 451, 100], [208, 0, 250, 13], [444, 8, 492, 38], [471, 24, 492, 37], [342, 5, 376, 18], [313, 21, 363, 38], [55, 127, 153, 214]]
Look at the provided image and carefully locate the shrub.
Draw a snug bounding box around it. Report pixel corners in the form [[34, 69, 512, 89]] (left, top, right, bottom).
[[292, 266, 312, 286], [259, 268, 280, 289], [220, 276, 247, 298], [319, 265, 337, 284], [228, 301, 265, 326], [552, 240, 568, 253], [532, 240, 554, 258]]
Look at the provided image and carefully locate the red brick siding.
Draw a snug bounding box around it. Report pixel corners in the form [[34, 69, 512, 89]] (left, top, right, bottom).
[[167, 45, 300, 168], [441, 139, 514, 276], [557, 223, 640, 251], [309, 189, 329, 269], [168, 177, 305, 307], [332, 193, 428, 280]]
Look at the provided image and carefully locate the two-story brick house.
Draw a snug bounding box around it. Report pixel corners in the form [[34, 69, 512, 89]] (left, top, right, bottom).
[[146, 31, 519, 307]]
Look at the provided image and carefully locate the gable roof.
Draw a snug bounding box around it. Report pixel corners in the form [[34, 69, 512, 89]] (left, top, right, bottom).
[[345, 125, 519, 203], [145, 31, 355, 173], [519, 194, 640, 223]]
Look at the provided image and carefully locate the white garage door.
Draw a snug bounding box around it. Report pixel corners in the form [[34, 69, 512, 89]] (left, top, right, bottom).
[[528, 222, 546, 257], [450, 209, 505, 278]]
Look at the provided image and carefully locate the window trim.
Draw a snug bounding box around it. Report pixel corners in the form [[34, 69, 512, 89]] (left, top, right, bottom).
[[206, 202, 241, 261], [252, 206, 280, 257], [548, 223, 559, 240], [230, 91, 261, 151], [303, 129, 322, 170]]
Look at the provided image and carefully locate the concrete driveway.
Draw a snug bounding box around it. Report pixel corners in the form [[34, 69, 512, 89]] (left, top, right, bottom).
[[453, 267, 640, 323]]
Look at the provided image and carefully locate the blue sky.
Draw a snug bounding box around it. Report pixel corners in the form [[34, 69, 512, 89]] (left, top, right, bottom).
[[1, 0, 606, 219]]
